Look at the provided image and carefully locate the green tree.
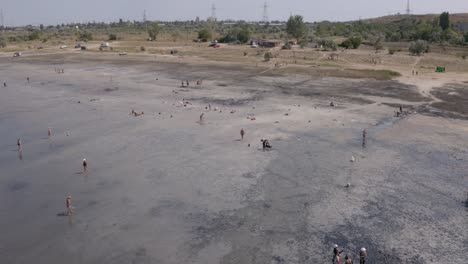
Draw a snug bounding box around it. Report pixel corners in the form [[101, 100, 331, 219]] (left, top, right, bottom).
[[237, 28, 251, 44], [286, 15, 308, 41], [40, 24, 44, 31], [78, 31, 93, 41], [340, 36, 361, 49], [0, 34, 6, 48], [439, 12, 450, 31], [198, 28, 212, 40], [147, 23, 160, 41], [317, 38, 337, 51], [28, 31, 42, 41], [409, 40, 429, 56]]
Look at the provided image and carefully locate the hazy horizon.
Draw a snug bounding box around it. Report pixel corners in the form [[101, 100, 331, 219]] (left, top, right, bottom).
[[1, 0, 467, 26]]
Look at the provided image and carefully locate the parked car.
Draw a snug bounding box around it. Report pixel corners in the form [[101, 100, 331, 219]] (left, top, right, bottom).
[[13, 52, 22, 57]]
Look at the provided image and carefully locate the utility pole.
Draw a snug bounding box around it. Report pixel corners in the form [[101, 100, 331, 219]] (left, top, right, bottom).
[[143, 9, 147, 23]]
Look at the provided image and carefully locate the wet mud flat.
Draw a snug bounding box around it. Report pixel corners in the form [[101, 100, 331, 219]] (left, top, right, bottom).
[[0, 56, 467, 264]]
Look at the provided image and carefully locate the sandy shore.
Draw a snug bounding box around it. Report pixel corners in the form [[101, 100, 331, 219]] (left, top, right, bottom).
[[0, 54, 466, 264]]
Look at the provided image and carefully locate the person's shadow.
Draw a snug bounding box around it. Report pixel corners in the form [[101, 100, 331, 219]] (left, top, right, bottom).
[[56, 211, 68, 217]]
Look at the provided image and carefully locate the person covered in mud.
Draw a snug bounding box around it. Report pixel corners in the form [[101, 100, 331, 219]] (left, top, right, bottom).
[[345, 255, 353, 264], [359, 248, 367, 264], [261, 139, 272, 151], [82, 158, 88, 173], [362, 129, 367, 148], [332, 244, 343, 264], [200, 113, 204, 122], [66, 196, 73, 216]]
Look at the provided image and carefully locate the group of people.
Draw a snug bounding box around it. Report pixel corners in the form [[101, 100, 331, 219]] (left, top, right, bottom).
[[130, 109, 144, 117], [181, 79, 204, 87], [333, 245, 367, 264]]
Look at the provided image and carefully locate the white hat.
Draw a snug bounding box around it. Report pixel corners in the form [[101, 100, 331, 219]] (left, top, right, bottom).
[[334, 244, 338, 248], [83, 158, 86, 161], [361, 248, 366, 252]]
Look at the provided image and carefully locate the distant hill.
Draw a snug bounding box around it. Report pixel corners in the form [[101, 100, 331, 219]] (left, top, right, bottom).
[[364, 13, 468, 25]]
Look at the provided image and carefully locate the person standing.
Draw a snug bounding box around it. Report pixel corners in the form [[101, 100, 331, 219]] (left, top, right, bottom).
[[362, 129, 367, 148], [66, 196, 73, 216], [200, 113, 204, 123], [48, 128, 52, 137], [332, 244, 343, 264], [345, 255, 353, 264], [359, 248, 367, 264], [240, 128, 245, 140], [17, 138, 22, 148], [82, 158, 88, 174]]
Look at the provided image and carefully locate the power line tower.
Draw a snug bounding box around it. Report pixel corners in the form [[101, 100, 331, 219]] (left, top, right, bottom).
[[143, 9, 147, 23], [262, 2, 269, 23], [211, 3, 217, 21], [0, 9, 4, 29], [406, 0, 411, 15]]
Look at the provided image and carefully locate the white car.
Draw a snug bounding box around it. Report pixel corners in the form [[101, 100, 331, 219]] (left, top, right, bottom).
[[100, 43, 110, 48]]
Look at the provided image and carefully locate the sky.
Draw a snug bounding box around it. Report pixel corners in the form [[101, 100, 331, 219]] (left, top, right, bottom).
[[1, 0, 467, 26]]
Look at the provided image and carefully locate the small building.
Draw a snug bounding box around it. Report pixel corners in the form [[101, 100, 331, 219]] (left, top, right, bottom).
[[259, 39, 282, 48], [457, 23, 468, 33]]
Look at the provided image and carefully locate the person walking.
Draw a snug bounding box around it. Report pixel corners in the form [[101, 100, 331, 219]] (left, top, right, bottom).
[[82, 158, 88, 174], [240, 128, 245, 140], [362, 129, 367, 148], [359, 248, 367, 264], [66, 196, 73, 216]]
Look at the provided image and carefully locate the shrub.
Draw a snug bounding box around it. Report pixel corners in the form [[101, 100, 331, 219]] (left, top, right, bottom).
[[198, 28, 212, 40], [340, 36, 362, 49], [140, 46, 146, 52], [78, 31, 93, 41], [108, 34, 117, 41], [28, 31, 42, 41], [264, 51, 273, 61], [0, 36, 6, 48], [388, 48, 396, 55], [317, 38, 337, 51]]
